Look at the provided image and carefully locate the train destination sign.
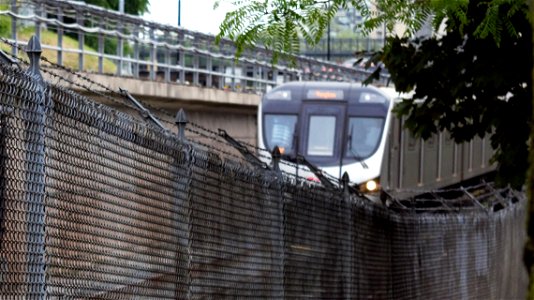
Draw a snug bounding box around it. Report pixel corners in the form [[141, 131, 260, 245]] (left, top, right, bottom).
[[306, 89, 344, 100]]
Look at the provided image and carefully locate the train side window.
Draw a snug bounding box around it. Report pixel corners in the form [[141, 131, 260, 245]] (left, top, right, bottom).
[[307, 115, 336, 156], [264, 114, 297, 154]]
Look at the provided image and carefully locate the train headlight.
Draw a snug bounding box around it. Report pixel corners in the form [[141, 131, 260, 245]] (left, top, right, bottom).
[[359, 178, 380, 193], [365, 180, 378, 192]]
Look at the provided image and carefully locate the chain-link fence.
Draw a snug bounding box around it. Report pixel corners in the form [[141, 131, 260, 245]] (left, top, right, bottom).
[[0, 39, 528, 299]]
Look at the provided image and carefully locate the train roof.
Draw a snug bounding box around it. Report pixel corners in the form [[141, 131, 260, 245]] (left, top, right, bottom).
[[270, 81, 368, 92], [262, 81, 396, 109]]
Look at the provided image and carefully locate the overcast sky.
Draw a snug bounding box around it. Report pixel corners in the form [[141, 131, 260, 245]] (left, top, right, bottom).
[[142, 0, 234, 35]]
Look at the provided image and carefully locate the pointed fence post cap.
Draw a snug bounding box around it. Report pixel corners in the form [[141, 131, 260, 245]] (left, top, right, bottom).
[[342, 172, 350, 184], [342, 172, 350, 196], [271, 146, 282, 172], [25, 35, 43, 82], [272, 146, 281, 159], [26, 35, 42, 53], [175, 108, 188, 125]]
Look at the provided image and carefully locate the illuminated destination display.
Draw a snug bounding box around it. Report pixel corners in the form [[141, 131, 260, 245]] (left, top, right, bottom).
[[306, 89, 344, 100]]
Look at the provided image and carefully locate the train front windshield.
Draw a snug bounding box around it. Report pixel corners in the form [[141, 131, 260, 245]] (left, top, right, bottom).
[[347, 117, 384, 159], [264, 115, 385, 159], [261, 83, 390, 168], [264, 114, 297, 154], [307, 116, 336, 156]]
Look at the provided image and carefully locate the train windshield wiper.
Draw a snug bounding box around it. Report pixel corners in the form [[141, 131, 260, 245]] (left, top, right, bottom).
[[348, 126, 368, 169]]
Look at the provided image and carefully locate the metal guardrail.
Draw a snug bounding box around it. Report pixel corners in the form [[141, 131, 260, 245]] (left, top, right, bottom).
[[0, 0, 390, 93], [301, 37, 386, 59]]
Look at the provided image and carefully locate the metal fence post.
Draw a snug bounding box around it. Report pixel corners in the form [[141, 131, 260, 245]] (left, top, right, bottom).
[[341, 171, 352, 298], [21, 35, 48, 297], [270, 145, 285, 298], [272, 146, 281, 172]]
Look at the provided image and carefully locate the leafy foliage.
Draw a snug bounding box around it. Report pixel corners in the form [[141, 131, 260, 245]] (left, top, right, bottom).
[[215, 0, 526, 63], [216, 0, 375, 63], [382, 0, 531, 188]]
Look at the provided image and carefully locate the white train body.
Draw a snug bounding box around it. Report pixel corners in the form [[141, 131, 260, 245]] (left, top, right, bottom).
[[258, 81, 495, 193], [258, 81, 397, 191]]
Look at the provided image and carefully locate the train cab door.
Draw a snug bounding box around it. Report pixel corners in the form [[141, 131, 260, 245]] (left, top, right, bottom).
[[299, 102, 347, 164]]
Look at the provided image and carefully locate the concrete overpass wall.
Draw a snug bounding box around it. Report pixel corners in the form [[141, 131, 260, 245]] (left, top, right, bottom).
[[51, 71, 261, 147]]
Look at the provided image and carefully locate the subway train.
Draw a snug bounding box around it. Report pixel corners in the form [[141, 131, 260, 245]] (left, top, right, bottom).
[[257, 81, 495, 194]]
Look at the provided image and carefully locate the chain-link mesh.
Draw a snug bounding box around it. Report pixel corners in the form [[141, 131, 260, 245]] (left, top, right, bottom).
[[0, 55, 527, 299]]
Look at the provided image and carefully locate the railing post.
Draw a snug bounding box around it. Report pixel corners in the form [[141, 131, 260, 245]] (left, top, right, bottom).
[[97, 16, 104, 73], [175, 108, 188, 142], [149, 27, 156, 81], [117, 16, 124, 76], [252, 64, 258, 92], [231, 60, 236, 90], [133, 25, 139, 78], [10, 0, 17, 56], [57, 6, 63, 66], [272, 68, 278, 86], [258, 65, 265, 91], [206, 56, 213, 87], [192, 54, 199, 86], [34, 2, 42, 40], [117, 22, 124, 76], [218, 60, 224, 89], [77, 11, 84, 71], [164, 30, 170, 82]]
